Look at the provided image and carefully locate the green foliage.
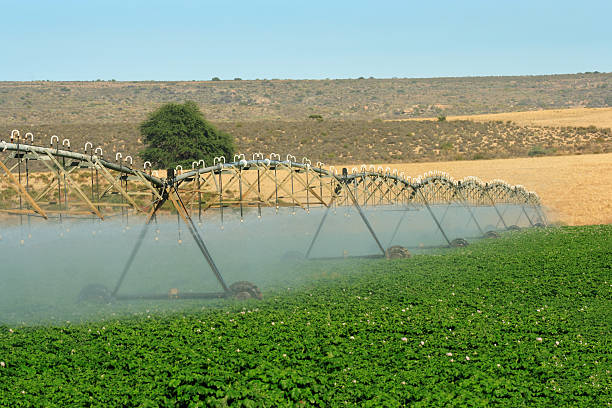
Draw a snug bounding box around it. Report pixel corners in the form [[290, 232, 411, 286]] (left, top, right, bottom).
[[308, 114, 323, 120], [211, 77, 221, 81], [0, 226, 610, 406], [528, 145, 550, 157], [139, 101, 234, 169], [437, 115, 446, 121], [439, 141, 453, 150]]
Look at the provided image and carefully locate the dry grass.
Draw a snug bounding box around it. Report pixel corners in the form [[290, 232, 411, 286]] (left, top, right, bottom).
[[449, 107, 612, 128], [391, 107, 612, 129], [342, 153, 612, 226]]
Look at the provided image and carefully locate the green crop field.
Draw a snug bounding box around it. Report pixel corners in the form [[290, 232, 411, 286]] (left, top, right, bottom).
[[1, 225, 610, 407]]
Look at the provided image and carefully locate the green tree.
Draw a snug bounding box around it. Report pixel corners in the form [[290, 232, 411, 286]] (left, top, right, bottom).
[[139, 101, 235, 169]]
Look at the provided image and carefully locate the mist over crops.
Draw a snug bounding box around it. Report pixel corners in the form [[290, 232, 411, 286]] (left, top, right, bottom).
[[0, 203, 531, 325]]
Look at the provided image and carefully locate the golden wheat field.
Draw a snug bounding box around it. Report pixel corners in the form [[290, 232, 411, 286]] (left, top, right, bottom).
[[391, 107, 612, 129], [344, 153, 611, 226]]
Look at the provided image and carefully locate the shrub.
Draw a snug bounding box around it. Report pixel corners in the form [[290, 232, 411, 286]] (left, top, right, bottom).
[[211, 77, 221, 81], [139, 101, 234, 169], [437, 116, 446, 122], [528, 145, 549, 157], [440, 141, 453, 150]]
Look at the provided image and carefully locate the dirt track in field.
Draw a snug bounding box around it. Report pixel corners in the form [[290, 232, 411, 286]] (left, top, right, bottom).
[[343, 153, 612, 226]]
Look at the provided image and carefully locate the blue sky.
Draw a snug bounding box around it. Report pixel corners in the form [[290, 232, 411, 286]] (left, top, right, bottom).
[[1, 0, 610, 80]]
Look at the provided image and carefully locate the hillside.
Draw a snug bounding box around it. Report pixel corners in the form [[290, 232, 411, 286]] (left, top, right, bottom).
[[2, 119, 610, 165], [1, 73, 611, 124], [1, 73, 611, 165]]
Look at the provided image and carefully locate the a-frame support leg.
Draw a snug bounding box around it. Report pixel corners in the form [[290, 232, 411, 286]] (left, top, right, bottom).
[[0, 157, 48, 219], [305, 202, 333, 259], [485, 191, 509, 230], [533, 204, 548, 226], [520, 205, 535, 227], [455, 190, 485, 236], [343, 180, 386, 256], [387, 203, 410, 247], [305, 179, 386, 259], [111, 190, 167, 298], [168, 186, 230, 293], [417, 188, 452, 246]]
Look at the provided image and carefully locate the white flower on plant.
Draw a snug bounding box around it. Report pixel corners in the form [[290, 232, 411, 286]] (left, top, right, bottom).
[[350, 336, 355, 340], [446, 352, 453, 357], [536, 337, 543, 342], [401, 337, 408, 342], [0, 361, 5, 368], [465, 356, 470, 361], [420, 341, 425, 346]]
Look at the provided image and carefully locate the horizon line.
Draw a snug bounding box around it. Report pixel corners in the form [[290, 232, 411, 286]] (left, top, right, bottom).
[[1, 71, 610, 84]]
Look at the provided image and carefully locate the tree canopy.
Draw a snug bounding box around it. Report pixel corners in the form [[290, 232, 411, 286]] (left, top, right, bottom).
[[139, 101, 234, 169]]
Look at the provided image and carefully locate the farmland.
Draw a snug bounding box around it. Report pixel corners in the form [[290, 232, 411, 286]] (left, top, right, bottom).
[[347, 153, 612, 226], [418, 107, 612, 129], [1, 225, 610, 406]]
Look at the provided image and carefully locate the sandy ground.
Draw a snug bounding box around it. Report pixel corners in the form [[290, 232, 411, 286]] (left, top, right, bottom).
[[342, 153, 612, 226], [389, 107, 612, 129]]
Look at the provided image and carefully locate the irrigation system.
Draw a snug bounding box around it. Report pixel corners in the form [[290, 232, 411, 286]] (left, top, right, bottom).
[[0, 130, 547, 302]]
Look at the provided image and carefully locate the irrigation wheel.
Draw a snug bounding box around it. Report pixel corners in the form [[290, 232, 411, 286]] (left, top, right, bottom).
[[484, 231, 500, 239], [507, 225, 521, 231], [385, 246, 411, 259], [78, 284, 112, 303], [230, 281, 263, 300], [450, 238, 469, 247]]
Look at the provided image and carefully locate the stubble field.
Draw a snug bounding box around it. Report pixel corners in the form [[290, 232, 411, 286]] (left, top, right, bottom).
[[342, 153, 611, 226], [434, 107, 612, 129]]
